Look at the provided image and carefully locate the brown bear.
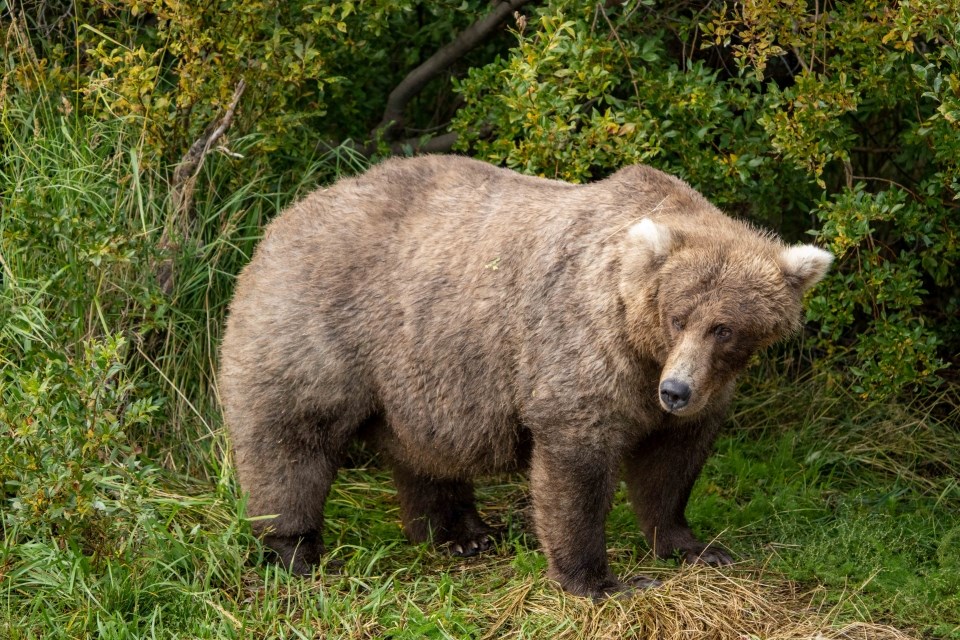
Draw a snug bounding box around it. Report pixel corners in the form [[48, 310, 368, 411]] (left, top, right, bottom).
[[219, 155, 832, 598]]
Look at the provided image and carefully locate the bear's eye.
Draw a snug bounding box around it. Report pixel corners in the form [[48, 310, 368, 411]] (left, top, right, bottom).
[[671, 317, 685, 331], [714, 325, 732, 341]]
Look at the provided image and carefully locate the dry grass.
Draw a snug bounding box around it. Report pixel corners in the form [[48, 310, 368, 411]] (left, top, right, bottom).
[[472, 564, 917, 640], [232, 555, 921, 639]]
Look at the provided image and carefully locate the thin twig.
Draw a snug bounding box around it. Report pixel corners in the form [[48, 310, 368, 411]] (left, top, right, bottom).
[[850, 174, 920, 201], [599, 3, 642, 109]]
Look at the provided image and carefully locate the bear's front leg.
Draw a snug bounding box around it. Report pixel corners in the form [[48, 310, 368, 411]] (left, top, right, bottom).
[[624, 417, 733, 566], [529, 443, 653, 598]]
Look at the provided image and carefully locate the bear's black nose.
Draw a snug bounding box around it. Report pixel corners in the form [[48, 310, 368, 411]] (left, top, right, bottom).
[[659, 379, 691, 411]]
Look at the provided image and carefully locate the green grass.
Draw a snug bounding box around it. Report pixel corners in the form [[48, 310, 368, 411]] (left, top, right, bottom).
[[3, 51, 959, 640], [698, 386, 960, 637]]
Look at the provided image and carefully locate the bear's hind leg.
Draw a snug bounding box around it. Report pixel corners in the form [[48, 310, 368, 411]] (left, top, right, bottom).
[[391, 464, 498, 557], [233, 409, 364, 575]]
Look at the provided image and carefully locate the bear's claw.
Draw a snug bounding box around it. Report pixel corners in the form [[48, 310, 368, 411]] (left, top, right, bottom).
[[627, 574, 663, 589], [684, 545, 734, 566], [446, 529, 498, 557]]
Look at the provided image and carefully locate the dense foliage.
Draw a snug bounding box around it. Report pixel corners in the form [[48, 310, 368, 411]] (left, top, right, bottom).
[[13, 0, 501, 163], [2, 1, 959, 637]]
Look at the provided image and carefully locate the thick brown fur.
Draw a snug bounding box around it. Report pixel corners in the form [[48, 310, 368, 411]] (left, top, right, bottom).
[[219, 155, 832, 598]]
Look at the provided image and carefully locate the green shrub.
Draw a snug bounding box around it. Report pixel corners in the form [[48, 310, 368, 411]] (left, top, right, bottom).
[[0, 333, 160, 556], [16, 0, 502, 172]]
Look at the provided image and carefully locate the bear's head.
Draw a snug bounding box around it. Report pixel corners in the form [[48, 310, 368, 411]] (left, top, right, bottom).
[[621, 218, 833, 417]]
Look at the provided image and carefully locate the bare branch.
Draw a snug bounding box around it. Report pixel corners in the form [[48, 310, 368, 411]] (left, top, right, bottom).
[[374, 0, 536, 139], [157, 79, 246, 295], [170, 78, 246, 218]]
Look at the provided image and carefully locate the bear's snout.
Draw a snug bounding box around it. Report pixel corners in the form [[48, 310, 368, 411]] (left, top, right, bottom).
[[659, 378, 692, 412]]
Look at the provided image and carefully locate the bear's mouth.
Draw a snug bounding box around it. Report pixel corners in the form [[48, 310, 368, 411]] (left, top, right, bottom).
[[659, 398, 705, 417]]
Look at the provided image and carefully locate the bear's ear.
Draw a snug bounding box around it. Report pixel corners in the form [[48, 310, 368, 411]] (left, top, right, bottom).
[[627, 219, 673, 266], [778, 245, 833, 293]]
